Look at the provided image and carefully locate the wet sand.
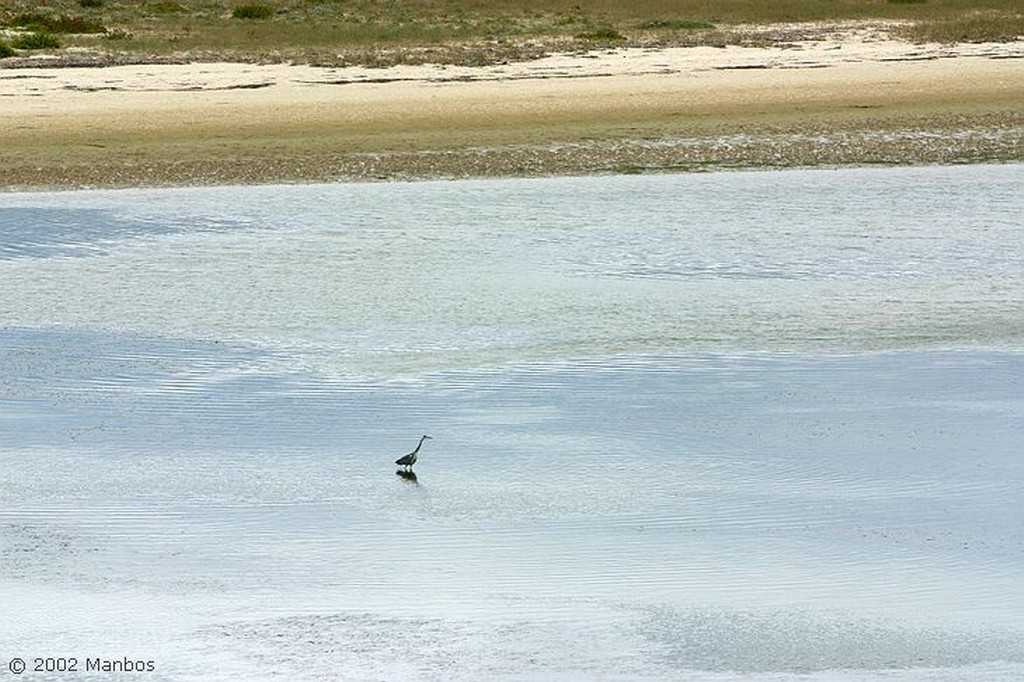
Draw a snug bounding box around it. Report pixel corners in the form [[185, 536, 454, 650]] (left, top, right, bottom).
[[2, 29, 1022, 189]]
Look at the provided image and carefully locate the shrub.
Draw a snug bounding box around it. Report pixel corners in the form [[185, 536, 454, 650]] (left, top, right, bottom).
[[46, 15, 107, 33], [6, 13, 105, 33], [150, 2, 187, 14], [12, 32, 61, 49], [575, 26, 625, 41], [232, 4, 274, 20], [0, 39, 14, 57], [7, 12, 49, 29], [78, 0, 104, 7]]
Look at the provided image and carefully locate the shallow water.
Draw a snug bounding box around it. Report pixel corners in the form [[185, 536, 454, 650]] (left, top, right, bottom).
[[2, 165, 1023, 680]]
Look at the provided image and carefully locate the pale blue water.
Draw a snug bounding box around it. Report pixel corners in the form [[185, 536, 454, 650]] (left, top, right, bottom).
[[2, 165, 1023, 680]]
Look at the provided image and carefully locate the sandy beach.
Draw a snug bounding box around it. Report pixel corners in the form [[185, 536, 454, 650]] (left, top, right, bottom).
[[2, 25, 1022, 189]]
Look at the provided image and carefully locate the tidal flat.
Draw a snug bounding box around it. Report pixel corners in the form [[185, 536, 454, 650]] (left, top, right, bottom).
[[2, 165, 1023, 679]]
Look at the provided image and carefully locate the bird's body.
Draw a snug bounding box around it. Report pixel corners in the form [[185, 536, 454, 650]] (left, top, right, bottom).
[[396, 435, 431, 470]]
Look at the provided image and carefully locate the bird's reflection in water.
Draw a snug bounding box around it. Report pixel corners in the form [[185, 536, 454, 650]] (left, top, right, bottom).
[[395, 469, 419, 484]]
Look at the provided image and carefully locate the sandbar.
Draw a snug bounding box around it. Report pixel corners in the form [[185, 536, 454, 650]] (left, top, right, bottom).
[[1, 26, 1022, 189]]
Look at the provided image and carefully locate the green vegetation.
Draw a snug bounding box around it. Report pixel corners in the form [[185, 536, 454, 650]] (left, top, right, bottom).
[[6, 11, 106, 33], [902, 13, 1024, 42], [149, 2, 188, 13], [11, 32, 61, 49], [0, 37, 14, 56], [574, 25, 625, 42], [231, 4, 274, 20], [0, 0, 1019, 65]]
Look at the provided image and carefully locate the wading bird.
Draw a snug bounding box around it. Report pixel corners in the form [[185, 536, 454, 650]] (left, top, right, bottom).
[[395, 435, 431, 470]]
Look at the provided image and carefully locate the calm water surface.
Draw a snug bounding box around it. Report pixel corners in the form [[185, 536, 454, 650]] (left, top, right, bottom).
[[2, 165, 1023, 680]]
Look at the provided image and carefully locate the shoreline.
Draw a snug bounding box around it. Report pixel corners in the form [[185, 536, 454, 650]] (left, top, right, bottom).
[[2, 29, 1022, 190]]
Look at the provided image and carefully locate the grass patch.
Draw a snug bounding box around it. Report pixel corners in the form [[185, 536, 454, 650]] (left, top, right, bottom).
[[11, 32, 62, 49], [0, 38, 15, 57], [0, 0, 1018, 65], [5, 12, 106, 33], [900, 14, 1024, 43], [232, 4, 275, 20], [149, 1, 188, 14], [575, 25, 625, 41]]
